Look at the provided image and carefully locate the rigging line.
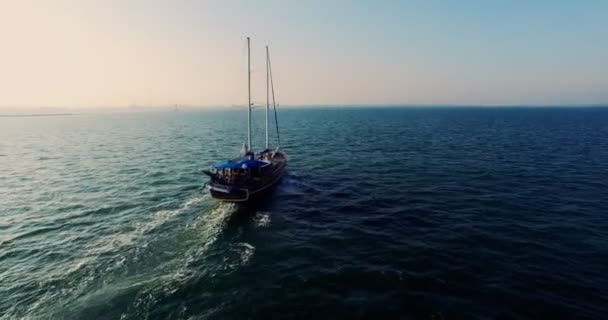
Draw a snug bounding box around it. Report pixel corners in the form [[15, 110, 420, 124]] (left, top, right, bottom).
[[267, 47, 281, 147]]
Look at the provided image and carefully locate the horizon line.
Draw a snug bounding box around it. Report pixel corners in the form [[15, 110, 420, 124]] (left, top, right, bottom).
[[1, 103, 608, 113]]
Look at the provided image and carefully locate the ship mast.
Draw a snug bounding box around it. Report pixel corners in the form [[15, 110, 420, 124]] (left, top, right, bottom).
[[265, 46, 270, 150], [247, 37, 252, 151]]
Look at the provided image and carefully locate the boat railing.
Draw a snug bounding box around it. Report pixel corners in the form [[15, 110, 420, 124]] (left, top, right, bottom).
[[211, 173, 249, 186]]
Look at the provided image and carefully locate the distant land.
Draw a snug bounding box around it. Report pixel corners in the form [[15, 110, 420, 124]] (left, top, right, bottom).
[[0, 113, 73, 118]]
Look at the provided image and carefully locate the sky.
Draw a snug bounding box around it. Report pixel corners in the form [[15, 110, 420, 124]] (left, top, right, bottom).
[[0, 0, 607, 108]]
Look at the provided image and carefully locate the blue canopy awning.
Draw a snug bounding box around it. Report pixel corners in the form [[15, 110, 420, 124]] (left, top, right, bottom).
[[214, 159, 268, 169]]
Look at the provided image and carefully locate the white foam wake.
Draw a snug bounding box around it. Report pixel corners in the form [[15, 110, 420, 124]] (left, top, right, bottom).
[[233, 242, 255, 268], [171, 202, 237, 279], [88, 192, 210, 256], [254, 211, 271, 228]]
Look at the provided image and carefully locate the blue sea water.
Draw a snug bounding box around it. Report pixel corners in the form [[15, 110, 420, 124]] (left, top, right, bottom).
[[1, 107, 607, 319]]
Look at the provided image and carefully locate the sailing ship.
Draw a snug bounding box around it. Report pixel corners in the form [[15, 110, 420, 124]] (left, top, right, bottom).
[[203, 38, 286, 202]]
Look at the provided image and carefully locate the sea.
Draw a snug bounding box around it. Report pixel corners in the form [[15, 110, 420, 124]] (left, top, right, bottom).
[[1, 107, 607, 319]]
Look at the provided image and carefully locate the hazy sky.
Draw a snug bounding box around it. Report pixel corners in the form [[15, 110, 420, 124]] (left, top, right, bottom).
[[1, 0, 607, 107]]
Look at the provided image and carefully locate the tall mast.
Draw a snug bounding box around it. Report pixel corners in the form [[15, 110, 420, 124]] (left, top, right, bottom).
[[247, 37, 252, 151], [265, 46, 270, 150]]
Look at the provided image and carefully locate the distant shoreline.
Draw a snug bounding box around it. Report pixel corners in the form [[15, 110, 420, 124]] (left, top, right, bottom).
[[0, 113, 73, 117]]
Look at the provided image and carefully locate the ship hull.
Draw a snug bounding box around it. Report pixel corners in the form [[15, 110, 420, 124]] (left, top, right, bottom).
[[208, 153, 286, 203]]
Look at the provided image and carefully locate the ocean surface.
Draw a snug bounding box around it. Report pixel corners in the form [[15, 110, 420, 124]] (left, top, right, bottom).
[[1, 107, 607, 319]]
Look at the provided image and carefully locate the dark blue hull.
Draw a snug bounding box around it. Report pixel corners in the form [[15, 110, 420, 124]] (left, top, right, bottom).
[[208, 152, 286, 202]]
